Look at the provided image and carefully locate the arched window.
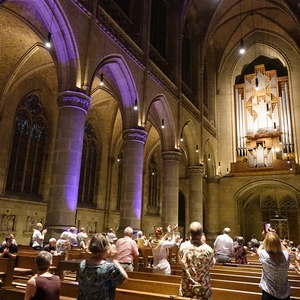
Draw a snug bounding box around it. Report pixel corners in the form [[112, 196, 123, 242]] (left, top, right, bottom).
[[261, 196, 276, 222], [147, 153, 160, 215], [150, 0, 167, 58], [182, 20, 191, 86], [78, 122, 98, 207], [149, 154, 158, 206], [5, 94, 47, 198]]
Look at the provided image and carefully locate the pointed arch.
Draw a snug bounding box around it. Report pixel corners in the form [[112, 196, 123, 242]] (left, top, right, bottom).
[[92, 55, 139, 129], [146, 94, 176, 151]]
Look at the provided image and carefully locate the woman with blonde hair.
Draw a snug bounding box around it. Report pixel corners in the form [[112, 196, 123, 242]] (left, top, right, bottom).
[[257, 231, 290, 300]]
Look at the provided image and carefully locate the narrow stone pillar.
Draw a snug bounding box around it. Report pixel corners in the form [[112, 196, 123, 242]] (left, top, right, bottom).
[[205, 177, 220, 246], [119, 128, 148, 232], [161, 151, 181, 229], [45, 91, 91, 239], [187, 165, 204, 225]]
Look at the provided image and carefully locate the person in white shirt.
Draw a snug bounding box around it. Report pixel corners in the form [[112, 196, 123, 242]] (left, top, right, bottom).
[[214, 227, 234, 263], [32, 223, 47, 250], [67, 227, 78, 247]]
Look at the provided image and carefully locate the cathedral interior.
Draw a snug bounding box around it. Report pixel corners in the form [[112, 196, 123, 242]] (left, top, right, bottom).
[[0, 0, 300, 246]]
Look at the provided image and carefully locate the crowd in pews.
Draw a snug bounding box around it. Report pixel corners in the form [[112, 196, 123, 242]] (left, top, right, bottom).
[[1, 222, 300, 300]]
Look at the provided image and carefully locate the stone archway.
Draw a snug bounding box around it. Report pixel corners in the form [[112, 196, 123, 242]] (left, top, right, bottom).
[[236, 180, 300, 244]]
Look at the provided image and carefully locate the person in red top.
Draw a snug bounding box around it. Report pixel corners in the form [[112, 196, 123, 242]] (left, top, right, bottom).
[[24, 251, 61, 300], [115, 226, 139, 271]]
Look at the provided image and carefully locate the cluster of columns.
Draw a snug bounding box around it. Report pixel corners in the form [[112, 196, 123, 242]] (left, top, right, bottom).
[[44, 91, 207, 239]]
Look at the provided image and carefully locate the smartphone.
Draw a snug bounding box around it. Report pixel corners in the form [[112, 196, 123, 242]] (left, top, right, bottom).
[[263, 222, 271, 233]]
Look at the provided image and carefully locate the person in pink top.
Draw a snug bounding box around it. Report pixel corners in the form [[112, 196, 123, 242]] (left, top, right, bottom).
[[115, 226, 139, 271]]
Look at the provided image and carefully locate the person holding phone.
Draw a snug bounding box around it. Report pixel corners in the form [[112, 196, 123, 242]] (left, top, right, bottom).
[[257, 231, 290, 300]]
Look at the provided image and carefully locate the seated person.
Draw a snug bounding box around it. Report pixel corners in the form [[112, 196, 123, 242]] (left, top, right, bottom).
[[2, 233, 17, 246], [0, 236, 18, 258], [44, 238, 57, 254]]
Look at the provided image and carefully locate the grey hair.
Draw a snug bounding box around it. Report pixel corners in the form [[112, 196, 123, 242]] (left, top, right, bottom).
[[35, 251, 52, 271], [60, 232, 69, 240], [124, 227, 133, 236], [223, 227, 231, 234]]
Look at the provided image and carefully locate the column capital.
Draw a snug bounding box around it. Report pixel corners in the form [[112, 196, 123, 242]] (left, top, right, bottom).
[[57, 90, 91, 112], [187, 165, 204, 176], [122, 128, 148, 143], [162, 150, 182, 161]]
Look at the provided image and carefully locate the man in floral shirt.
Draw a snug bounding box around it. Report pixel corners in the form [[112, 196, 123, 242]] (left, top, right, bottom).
[[178, 222, 215, 300]]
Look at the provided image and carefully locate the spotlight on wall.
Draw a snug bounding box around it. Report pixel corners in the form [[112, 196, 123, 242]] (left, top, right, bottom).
[[196, 145, 199, 153], [218, 162, 221, 168], [273, 122, 277, 131], [117, 154, 120, 162], [180, 133, 183, 142], [100, 73, 104, 86], [208, 154, 211, 161], [161, 119, 164, 129], [226, 168, 229, 173], [45, 32, 52, 48], [239, 38, 245, 54], [134, 99, 138, 111]]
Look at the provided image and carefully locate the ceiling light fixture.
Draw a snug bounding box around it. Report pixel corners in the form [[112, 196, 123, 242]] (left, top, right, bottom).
[[100, 73, 104, 86]]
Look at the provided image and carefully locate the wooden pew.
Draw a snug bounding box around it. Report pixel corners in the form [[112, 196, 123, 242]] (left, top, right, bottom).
[[129, 269, 300, 297], [56, 259, 81, 281], [0, 258, 14, 287], [14, 255, 36, 276], [3, 276, 300, 300]]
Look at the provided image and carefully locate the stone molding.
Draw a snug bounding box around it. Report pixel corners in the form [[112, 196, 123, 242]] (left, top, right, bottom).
[[122, 128, 148, 143], [187, 165, 204, 175], [162, 150, 182, 161], [57, 91, 91, 112]]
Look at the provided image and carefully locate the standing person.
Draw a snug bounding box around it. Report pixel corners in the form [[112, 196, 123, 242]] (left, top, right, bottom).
[[32, 223, 47, 250], [77, 233, 128, 300], [115, 227, 139, 272], [179, 222, 215, 300], [150, 224, 178, 275], [257, 232, 290, 300], [214, 227, 234, 263], [77, 227, 88, 245], [66, 227, 78, 248], [0, 236, 18, 258], [24, 251, 61, 300], [56, 232, 71, 259]]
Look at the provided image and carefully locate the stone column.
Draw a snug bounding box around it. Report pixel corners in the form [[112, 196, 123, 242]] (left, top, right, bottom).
[[206, 177, 220, 246], [45, 91, 91, 239], [119, 128, 148, 232], [161, 150, 181, 229], [187, 165, 204, 225]]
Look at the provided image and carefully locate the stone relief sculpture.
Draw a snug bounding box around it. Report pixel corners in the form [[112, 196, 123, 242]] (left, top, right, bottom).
[[26, 216, 42, 232], [86, 220, 96, 233], [0, 214, 15, 231]]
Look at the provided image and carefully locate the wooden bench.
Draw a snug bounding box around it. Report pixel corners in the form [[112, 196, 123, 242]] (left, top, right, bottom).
[[130, 271, 300, 297], [0, 258, 14, 287], [3, 275, 300, 300], [56, 259, 81, 281], [13, 255, 36, 276]]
